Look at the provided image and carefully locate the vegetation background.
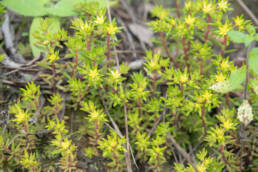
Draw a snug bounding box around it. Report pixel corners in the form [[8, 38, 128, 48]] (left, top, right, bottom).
[[0, 0, 257, 172]]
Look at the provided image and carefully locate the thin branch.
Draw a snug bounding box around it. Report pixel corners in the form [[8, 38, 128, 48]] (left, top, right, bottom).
[[167, 133, 199, 172], [124, 103, 133, 172], [1, 12, 26, 63], [236, 0, 258, 26], [100, 96, 138, 169], [148, 107, 167, 137], [100, 95, 123, 137], [243, 41, 255, 99], [106, 0, 120, 69]]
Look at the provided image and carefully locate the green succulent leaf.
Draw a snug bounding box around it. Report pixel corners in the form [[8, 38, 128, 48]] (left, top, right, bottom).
[[1, 0, 49, 16], [227, 30, 253, 47], [1, 0, 118, 17], [229, 67, 246, 90], [30, 17, 60, 57], [249, 48, 258, 75], [46, 0, 84, 17]]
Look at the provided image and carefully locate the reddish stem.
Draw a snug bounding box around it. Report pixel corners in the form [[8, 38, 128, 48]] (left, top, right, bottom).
[[225, 93, 230, 106], [200, 58, 204, 75], [151, 70, 157, 98], [220, 145, 232, 167], [180, 83, 184, 97], [221, 36, 227, 57], [204, 15, 212, 42], [182, 37, 190, 71], [72, 52, 78, 78], [33, 96, 39, 110], [87, 34, 92, 51], [175, 0, 181, 18], [52, 62, 57, 93], [23, 122, 29, 149], [160, 32, 178, 69], [137, 99, 142, 118], [67, 154, 71, 171], [201, 102, 207, 136], [3, 146, 12, 153]]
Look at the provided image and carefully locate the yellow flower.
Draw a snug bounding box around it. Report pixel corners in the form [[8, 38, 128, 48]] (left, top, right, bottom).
[[95, 16, 105, 25], [159, 10, 168, 20], [197, 164, 207, 172], [197, 96, 203, 104], [12, 105, 31, 124], [215, 73, 226, 82], [216, 127, 225, 142], [202, 91, 212, 102], [185, 15, 195, 26], [220, 60, 229, 70], [89, 68, 99, 80], [15, 109, 29, 124], [106, 23, 118, 35], [218, 23, 232, 36], [222, 119, 234, 130], [90, 110, 99, 120], [234, 16, 244, 27], [185, 1, 192, 11], [47, 51, 59, 63], [180, 74, 188, 83], [218, 0, 229, 12], [169, 18, 176, 26], [203, 2, 214, 14], [111, 70, 121, 80], [61, 139, 71, 150]]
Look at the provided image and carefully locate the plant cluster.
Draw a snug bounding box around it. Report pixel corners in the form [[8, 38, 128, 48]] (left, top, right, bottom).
[[0, 0, 257, 172]]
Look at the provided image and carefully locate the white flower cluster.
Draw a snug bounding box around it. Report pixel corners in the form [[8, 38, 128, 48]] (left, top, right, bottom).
[[209, 81, 231, 94], [237, 100, 253, 126]]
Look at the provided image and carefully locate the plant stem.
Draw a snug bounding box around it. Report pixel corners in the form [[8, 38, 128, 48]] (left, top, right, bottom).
[[201, 102, 207, 136], [137, 99, 142, 118], [221, 36, 227, 57], [200, 58, 204, 75], [52, 62, 57, 93], [175, 0, 181, 18], [167, 133, 199, 172], [151, 70, 157, 98], [23, 122, 29, 149], [220, 145, 232, 167], [180, 83, 184, 97], [244, 43, 251, 100], [160, 32, 178, 69], [106, 34, 111, 69], [182, 37, 190, 71], [33, 95, 39, 110], [124, 103, 132, 172], [225, 93, 230, 106], [204, 15, 212, 42], [72, 52, 78, 78], [87, 34, 92, 51]]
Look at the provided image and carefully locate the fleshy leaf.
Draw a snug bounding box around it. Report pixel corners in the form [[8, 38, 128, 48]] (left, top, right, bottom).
[[1, 0, 49, 16], [227, 30, 253, 47], [229, 67, 246, 90], [46, 0, 84, 17], [30, 17, 60, 57], [249, 48, 258, 75]]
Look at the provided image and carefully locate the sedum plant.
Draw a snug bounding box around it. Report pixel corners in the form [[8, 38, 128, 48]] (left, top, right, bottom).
[[1, 0, 257, 172]]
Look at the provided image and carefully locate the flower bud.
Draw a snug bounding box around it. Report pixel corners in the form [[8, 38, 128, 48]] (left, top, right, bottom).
[[237, 100, 253, 126]]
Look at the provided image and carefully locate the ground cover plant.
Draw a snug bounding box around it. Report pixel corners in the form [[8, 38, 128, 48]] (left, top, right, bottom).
[[0, 0, 257, 171]]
